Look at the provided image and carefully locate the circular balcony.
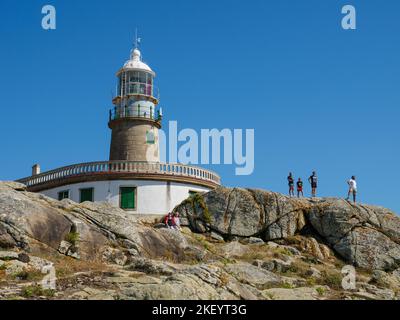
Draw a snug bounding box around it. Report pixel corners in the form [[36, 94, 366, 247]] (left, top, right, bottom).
[[17, 161, 221, 192]]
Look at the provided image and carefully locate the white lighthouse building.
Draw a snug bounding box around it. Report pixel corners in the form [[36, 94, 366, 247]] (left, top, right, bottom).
[[18, 43, 221, 215]]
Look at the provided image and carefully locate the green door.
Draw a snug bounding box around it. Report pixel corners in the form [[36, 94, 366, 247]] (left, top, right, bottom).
[[120, 187, 136, 209], [80, 188, 94, 203]]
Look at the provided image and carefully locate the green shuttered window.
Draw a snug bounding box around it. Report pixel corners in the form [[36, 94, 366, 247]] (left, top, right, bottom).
[[80, 188, 94, 203], [120, 187, 136, 210]]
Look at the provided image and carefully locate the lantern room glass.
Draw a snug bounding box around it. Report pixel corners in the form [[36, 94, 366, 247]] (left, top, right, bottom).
[[119, 71, 153, 97]]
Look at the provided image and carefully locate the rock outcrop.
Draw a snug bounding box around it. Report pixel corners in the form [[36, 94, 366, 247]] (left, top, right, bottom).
[[1, 181, 400, 300], [175, 187, 400, 271], [0, 181, 199, 262]]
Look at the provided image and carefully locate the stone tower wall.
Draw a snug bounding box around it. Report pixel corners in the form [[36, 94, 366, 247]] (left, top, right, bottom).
[[109, 119, 160, 162]]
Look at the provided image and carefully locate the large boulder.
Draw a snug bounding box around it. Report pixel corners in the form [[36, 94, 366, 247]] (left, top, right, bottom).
[[175, 187, 400, 271], [308, 199, 400, 270], [0, 181, 210, 264], [177, 187, 308, 239]]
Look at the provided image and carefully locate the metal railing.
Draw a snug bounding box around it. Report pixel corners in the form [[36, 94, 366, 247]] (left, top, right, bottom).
[[17, 161, 221, 188], [109, 106, 162, 122]]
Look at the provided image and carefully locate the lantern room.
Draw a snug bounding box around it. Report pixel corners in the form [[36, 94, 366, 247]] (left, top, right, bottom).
[[111, 47, 161, 122], [115, 49, 157, 101]]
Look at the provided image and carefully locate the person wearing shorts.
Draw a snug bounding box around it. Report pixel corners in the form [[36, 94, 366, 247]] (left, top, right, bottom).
[[287, 172, 295, 197], [346, 176, 357, 203], [297, 178, 303, 198], [308, 171, 318, 197]]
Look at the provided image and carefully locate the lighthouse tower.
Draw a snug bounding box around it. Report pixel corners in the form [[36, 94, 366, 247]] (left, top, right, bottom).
[[108, 46, 162, 162], [18, 40, 221, 215]]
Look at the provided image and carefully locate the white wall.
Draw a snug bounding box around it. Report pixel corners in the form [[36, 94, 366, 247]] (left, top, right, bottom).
[[41, 180, 210, 215]]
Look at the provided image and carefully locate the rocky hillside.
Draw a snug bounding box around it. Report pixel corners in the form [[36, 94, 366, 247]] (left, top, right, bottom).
[[0, 181, 399, 300], [175, 187, 400, 271]]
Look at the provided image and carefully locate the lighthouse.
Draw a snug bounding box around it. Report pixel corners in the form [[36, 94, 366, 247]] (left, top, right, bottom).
[[18, 40, 221, 215], [109, 47, 161, 162]]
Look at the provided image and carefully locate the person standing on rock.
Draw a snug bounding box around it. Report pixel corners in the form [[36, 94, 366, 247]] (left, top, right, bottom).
[[296, 178, 304, 198], [287, 172, 295, 197], [346, 176, 357, 203], [308, 171, 318, 197]]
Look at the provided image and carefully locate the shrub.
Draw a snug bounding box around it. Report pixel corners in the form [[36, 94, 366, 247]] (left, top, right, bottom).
[[316, 286, 326, 296], [65, 231, 79, 245], [183, 193, 211, 224], [306, 277, 317, 286]]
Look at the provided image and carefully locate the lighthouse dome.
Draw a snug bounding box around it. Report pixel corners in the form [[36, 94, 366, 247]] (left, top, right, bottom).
[[122, 48, 155, 75]]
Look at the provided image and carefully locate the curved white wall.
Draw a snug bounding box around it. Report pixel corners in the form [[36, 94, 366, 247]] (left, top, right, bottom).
[[40, 180, 211, 215]]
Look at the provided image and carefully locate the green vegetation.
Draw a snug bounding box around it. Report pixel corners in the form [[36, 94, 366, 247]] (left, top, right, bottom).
[[13, 269, 43, 281], [21, 284, 55, 298], [316, 286, 326, 296], [280, 282, 295, 289], [264, 292, 275, 300], [318, 270, 342, 290], [306, 277, 317, 286], [65, 231, 79, 245], [194, 234, 215, 253], [183, 193, 211, 224], [221, 257, 235, 266]]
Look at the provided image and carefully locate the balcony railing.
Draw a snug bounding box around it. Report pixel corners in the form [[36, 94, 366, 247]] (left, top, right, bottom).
[[109, 106, 162, 122], [17, 161, 221, 188]]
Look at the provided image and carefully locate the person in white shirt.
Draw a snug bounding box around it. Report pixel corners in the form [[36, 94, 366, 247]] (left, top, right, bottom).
[[346, 176, 357, 203]]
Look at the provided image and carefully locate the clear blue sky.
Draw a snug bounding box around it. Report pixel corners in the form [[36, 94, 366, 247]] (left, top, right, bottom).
[[0, 0, 399, 213]]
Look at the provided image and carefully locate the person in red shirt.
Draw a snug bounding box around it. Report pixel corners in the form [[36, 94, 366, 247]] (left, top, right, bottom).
[[297, 178, 304, 198], [164, 212, 176, 229]]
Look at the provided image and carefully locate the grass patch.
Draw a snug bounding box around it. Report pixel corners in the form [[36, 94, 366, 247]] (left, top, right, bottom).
[[264, 292, 275, 300], [13, 269, 44, 281], [281, 260, 310, 278], [21, 284, 55, 298], [306, 277, 317, 286], [65, 232, 79, 245], [241, 251, 266, 261], [193, 234, 216, 254], [280, 282, 295, 289], [36, 254, 112, 278], [318, 270, 342, 290], [221, 257, 235, 266]]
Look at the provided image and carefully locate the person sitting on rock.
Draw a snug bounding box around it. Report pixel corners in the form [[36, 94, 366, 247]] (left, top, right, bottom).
[[164, 212, 176, 229], [173, 212, 182, 231], [297, 178, 304, 198], [287, 172, 295, 197], [346, 176, 357, 203]]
